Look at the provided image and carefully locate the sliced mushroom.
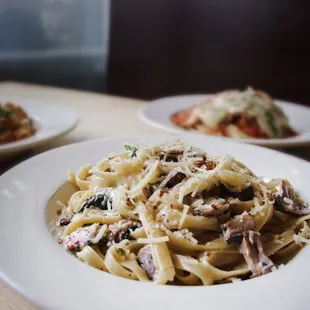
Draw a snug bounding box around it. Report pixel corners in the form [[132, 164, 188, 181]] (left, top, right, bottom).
[[137, 245, 156, 280], [183, 194, 195, 206], [273, 180, 309, 216], [97, 220, 141, 251], [142, 185, 154, 199], [143, 178, 165, 198], [217, 209, 231, 224], [193, 197, 230, 217], [108, 219, 141, 244], [166, 172, 186, 188], [202, 185, 221, 198], [220, 184, 254, 201], [240, 230, 274, 277], [236, 186, 255, 201], [159, 148, 184, 162], [221, 212, 255, 244]]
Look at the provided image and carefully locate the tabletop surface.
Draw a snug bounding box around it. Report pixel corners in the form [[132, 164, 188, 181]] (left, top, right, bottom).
[[0, 81, 310, 310]]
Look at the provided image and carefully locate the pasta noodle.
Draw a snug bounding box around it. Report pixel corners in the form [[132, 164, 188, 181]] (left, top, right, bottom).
[[50, 140, 310, 285]]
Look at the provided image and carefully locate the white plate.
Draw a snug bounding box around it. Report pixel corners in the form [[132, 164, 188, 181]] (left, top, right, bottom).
[[0, 97, 79, 158], [139, 94, 310, 148], [1, 134, 310, 310]]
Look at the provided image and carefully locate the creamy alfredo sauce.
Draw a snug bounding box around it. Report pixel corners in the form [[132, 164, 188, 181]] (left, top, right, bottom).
[[46, 182, 77, 240]]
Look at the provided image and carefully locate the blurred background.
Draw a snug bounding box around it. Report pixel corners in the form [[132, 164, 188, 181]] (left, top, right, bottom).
[[0, 0, 109, 91], [0, 0, 309, 103]]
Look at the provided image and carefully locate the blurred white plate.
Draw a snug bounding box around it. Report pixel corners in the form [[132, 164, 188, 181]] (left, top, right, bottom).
[[139, 94, 310, 148], [0, 134, 310, 310], [0, 97, 79, 158]]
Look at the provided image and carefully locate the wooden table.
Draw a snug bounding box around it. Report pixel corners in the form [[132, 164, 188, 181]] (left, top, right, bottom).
[[0, 82, 310, 310]]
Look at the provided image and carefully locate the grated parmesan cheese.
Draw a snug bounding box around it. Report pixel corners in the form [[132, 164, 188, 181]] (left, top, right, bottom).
[[129, 160, 160, 197], [293, 222, 310, 245], [137, 236, 169, 244], [178, 204, 189, 229], [173, 228, 198, 244], [293, 235, 310, 246], [251, 197, 263, 215], [249, 230, 255, 244]]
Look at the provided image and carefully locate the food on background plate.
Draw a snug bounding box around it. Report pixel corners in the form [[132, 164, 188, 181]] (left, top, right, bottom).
[[50, 140, 310, 286], [0, 102, 36, 144], [171, 88, 297, 139]]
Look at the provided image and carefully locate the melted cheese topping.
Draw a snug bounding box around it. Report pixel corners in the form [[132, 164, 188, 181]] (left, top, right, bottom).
[[193, 88, 289, 138]]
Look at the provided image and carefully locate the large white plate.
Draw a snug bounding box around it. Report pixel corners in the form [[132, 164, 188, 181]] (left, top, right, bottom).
[[139, 94, 310, 148], [1, 134, 310, 310], [0, 97, 79, 158]]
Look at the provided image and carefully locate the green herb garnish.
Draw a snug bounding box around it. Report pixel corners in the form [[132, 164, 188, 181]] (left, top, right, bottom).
[[265, 110, 279, 137], [274, 105, 285, 117], [124, 144, 138, 157], [0, 108, 12, 118]]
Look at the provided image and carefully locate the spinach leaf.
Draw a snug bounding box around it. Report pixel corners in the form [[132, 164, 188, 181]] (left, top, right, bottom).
[[78, 189, 113, 213]]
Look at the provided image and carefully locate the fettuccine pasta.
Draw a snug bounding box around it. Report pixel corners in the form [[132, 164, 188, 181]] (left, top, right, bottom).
[[50, 140, 310, 285]]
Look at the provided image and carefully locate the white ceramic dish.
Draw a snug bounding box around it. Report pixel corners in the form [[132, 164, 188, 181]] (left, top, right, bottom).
[[0, 134, 310, 310], [0, 97, 79, 158], [139, 94, 310, 148], [1, 134, 310, 310]]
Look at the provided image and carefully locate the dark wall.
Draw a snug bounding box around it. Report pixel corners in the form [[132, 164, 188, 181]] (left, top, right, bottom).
[[107, 0, 310, 104]]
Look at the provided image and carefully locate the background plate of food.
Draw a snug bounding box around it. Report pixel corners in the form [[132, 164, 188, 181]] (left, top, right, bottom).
[[0, 97, 79, 158], [0, 133, 310, 310], [139, 88, 310, 148]]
